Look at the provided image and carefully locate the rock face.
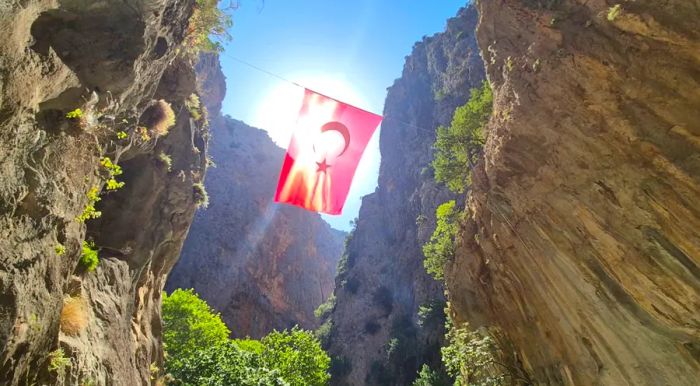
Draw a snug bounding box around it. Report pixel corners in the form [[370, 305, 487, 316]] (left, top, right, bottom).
[[447, 1, 700, 385], [327, 6, 485, 385], [166, 116, 345, 339], [0, 1, 212, 384]]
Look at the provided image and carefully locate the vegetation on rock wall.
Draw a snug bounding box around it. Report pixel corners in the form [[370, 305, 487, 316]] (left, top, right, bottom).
[[162, 289, 331, 385], [432, 81, 492, 194]]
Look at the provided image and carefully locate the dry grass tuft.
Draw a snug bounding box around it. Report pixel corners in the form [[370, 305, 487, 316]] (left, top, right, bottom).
[[151, 100, 176, 136], [60, 295, 88, 335]]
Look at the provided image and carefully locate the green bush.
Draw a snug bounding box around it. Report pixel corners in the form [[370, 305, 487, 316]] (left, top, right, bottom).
[[162, 288, 230, 369], [432, 81, 492, 193], [260, 327, 331, 386], [48, 348, 70, 376], [80, 241, 99, 271], [163, 288, 331, 386], [422, 201, 458, 281], [186, 0, 233, 53], [193, 182, 209, 208], [418, 300, 446, 328], [172, 341, 286, 385], [413, 364, 452, 386], [314, 294, 335, 320], [442, 320, 510, 386]]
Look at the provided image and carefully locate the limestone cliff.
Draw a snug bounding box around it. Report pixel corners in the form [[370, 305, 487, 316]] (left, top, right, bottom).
[[166, 115, 345, 338], [447, 0, 700, 385], [0, 1, 213, 384], [327, 6, 485, 385]]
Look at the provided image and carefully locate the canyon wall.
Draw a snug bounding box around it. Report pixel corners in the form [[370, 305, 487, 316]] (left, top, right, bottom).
[[447, 0, 700, 385], [0, 0, 212, 384], [166, 114, 345, 338], [327, 6, 485, 385]]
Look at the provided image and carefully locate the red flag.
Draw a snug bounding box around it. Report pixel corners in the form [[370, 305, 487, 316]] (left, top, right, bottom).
[[275, 88, 382, 215]]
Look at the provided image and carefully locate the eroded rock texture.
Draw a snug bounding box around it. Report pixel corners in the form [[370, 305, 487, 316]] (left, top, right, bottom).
[[166, 116, 345, 338], [327, 6, 485, 385], [447, 0, 700, 385], [0, 0, 211, 384]]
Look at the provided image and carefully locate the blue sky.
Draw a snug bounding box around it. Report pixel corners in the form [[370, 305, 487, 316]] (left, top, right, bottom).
[[219, 0, 468, 231]]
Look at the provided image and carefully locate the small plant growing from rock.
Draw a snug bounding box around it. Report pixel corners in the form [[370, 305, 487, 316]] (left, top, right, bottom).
[[65, 108, 83, 119], [193, 182, 209, 209], [116, 130, 128, 139], [151, 100, 176, 136], [138, 126, 151, 142], [76, 186, 102, 223], [185, 94, 203, 121], [80, 241, 99, 271], [100, 157, 125, 191], [185, 0, 234, 53], [48, 348, 70, 376], [607, 4, 622, 21], [506, 56, 514, 72], [158, 152, 173, 172], [60, 295, 88, 335], [55, 244, 66, 256]]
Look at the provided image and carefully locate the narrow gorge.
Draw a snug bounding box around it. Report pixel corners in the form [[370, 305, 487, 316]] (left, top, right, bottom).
[[1, 0, 698, 385]]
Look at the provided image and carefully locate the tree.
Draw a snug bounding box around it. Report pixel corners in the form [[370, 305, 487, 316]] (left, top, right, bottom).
[[422, 201, 459, 281], [432, 81, 492, 193], [161, 289, 230, 368], [172, 341, 288, 386], [260, 327, 331, 386], [413, 364, 452, 386]]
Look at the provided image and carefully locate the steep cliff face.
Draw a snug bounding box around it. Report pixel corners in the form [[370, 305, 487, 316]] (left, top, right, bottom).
[[166, 116, 345, 338], [0, 1, 212, 384], [447, 0, 700, 385], [327, 6, 485, 385]]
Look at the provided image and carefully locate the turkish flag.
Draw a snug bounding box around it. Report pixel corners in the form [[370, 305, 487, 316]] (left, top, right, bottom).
[[275, 88, 382, 215]]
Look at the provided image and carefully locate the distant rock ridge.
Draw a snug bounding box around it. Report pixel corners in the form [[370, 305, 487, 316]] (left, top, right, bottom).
[[166, 114, 345, 338]]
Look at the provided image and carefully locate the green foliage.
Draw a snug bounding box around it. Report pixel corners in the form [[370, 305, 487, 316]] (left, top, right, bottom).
[[260, 327, 331, 386], [315, 319, 333, 347], [607, 4, 621, 21], [162, 288, 231, 368], [55, 244, 66, 256], [418, 300, 446, 328], [505, 56, 514, 72], [76, 186, 102, 222], [163, 289, 330, 386], [432, 81, 492, 193], [80, 241, 99, 271], [185, 94, 203, 121], [422, 201, 458, 281], [65, 108, 83, 119], [186, 0, 234, 53], [172, 341, 287, 385], [441, 321, 508, 386], [100, 157, 125, 191], [314, 294, 335, 320], [48, 348, 70, 376], [158, 152, 173, 172], [413, 364, 452, 386], [116, 130, 128, 139], [193, 182, 209, 208]]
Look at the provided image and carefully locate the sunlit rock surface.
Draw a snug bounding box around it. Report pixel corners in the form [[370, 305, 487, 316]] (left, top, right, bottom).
[[447, 1, 700, 384]]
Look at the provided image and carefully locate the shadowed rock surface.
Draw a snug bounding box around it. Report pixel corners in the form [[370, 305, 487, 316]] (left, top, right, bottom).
[[166, 115, 345, 339], [0, 0, 213, 384], [326, 5, 485, 385], [447, 1, 700, 385]]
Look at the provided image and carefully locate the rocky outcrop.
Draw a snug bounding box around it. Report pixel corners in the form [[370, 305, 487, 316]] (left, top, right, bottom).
[[166, 115, 345, 339], [0, 1, 212, 384], [447, 1, 700, 385], [327, 6, 485, 385]]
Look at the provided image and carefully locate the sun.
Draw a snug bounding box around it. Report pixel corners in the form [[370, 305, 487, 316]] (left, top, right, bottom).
[[253, 74, 370, 147]]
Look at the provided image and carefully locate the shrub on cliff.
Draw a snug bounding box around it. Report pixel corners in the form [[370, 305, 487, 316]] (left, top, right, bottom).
[[422, 200, 458, 281], [432, 81, 492, 193], [186, 0, 234, 53]]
